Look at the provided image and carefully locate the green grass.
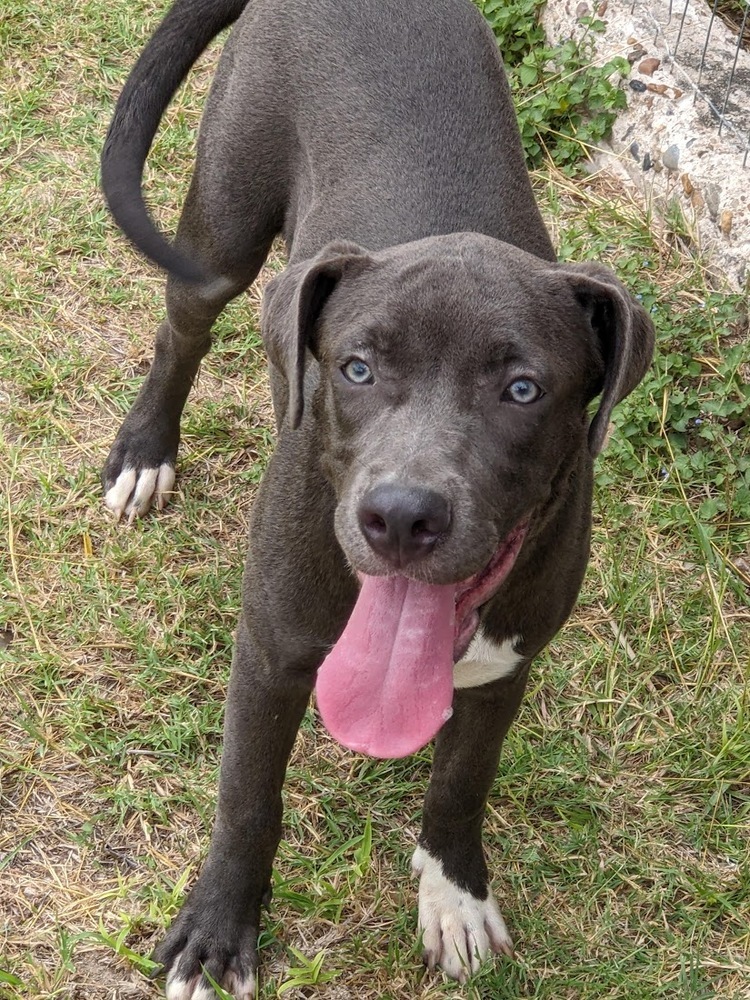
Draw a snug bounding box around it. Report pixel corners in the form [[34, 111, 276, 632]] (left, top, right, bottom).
[[1, 2, 749, 999]]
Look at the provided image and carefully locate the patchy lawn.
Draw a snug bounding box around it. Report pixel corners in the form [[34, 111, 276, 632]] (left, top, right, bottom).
[[1, 2, 748, 998]]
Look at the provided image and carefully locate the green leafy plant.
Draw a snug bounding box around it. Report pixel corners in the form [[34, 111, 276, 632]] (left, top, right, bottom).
[[476, 0, 630, 168], [604, 289, 750, 529], [278, 948, 338, 994]]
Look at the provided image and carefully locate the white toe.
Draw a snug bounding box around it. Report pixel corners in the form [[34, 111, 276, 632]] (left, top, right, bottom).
[[126, 467, 159, 521], [164, 952, 256, 999], [165, 963, 198, 1000], [105, 467, 137, 520], [155, 462, 176, 510], [225, 972, 256, 999], [105, 463, 175, 521], [191, 985, 220, 1000]]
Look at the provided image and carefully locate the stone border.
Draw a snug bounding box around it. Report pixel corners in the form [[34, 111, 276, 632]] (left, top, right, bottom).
[[542, 0, 750, 290]]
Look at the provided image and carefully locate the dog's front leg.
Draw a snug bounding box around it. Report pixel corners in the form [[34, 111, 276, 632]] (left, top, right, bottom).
[[413, 663, 530, 983], [154, 616, 313, 1000]]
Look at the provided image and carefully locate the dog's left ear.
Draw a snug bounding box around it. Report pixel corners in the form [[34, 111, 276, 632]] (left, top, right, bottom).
[[560, 262, 655, 456], [261, 241, 373, 429]]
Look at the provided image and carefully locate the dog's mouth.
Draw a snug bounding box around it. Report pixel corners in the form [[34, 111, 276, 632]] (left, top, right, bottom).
[[315, 520, 528, 759]]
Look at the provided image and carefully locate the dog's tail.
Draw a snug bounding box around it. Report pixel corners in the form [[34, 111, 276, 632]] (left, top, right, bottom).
[[101, 0, 249, 283]]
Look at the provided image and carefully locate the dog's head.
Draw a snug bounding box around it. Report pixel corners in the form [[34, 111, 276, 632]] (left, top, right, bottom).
[[262, 233, 654, 756], [261, 234, 654, 587]]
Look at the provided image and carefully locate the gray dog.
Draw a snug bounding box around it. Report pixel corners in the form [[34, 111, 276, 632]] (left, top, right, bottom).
[[101, 0, 654, 995]]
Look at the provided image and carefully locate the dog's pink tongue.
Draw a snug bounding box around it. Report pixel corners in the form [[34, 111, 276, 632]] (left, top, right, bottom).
[[316, 574, 456, 758]]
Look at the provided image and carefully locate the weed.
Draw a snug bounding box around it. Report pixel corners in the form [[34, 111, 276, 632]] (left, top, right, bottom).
[[606, 291, 750, 526], [475, 0, 630, 168], [278, 948, 338, 994]]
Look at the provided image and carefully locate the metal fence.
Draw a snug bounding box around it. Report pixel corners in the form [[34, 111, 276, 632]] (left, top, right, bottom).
[[630, 0, 750, 165]]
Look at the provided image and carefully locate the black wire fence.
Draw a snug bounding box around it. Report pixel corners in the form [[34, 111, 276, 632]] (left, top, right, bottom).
[[630, 0, 750, 165]]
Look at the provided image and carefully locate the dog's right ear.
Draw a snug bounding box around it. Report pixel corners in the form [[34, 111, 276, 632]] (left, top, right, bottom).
[[260, 241, 372, 429]]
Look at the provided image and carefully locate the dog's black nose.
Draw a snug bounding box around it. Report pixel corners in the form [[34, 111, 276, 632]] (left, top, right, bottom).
[[358, 484, 451, 566]]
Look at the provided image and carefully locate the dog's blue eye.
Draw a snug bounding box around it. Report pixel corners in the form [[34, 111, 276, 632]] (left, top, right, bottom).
[[503, 378, 542, 404], [342, 358, 374, 384]]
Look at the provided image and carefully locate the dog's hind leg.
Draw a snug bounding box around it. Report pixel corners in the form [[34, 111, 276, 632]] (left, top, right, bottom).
[[103, 153, 282, 521], [412, 664, 530, 982]]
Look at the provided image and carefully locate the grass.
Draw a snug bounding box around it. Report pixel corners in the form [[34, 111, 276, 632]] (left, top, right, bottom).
[[716, 2, 750, 47], [1, 1, 749, 998]]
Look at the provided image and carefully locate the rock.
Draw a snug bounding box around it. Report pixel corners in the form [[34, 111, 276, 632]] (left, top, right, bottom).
[[703, 183, 721, 220], [629, 79, 648, 93], [662, 144, 680, 170], [639, 57, 661, 75], [627, 46, 647, 64], [681, 173, 694, 196], [672, 88, 683, 100], [576, 2, 590, 17], [720, 210, 733, 236], [643, 151, 652, 171], [691, 189, 705, 212], [597, 1, 609, 14], [630, 140, 641, 161], [647, 83, 669, 96]]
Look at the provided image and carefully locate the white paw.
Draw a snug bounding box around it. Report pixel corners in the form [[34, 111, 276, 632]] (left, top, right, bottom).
[[412, 845, 514, 983], [104, 462, 175, 521], [165, 959, 256, 999]]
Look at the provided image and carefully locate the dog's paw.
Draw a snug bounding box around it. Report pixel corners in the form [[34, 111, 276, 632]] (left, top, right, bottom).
[[104, 461, 176, 522], [103, 424, 178, 522], [154, 909, 259, 1000], [412, 845, 514, 983]]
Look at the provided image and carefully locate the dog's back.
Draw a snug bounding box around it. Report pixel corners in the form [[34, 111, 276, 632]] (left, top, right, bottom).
[[102, 0, 554, 276], [227, 0, 555, 260]]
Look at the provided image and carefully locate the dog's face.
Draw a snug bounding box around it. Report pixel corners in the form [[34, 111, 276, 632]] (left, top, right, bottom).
[[262, 234, 654, 586]]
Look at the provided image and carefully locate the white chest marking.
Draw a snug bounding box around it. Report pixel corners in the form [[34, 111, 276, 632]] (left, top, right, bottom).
[[453, 629, 523, 689], [412, 845, 514, 982]]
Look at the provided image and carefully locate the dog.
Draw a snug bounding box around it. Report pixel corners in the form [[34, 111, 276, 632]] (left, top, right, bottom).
[[100, 0, 655, 995]]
